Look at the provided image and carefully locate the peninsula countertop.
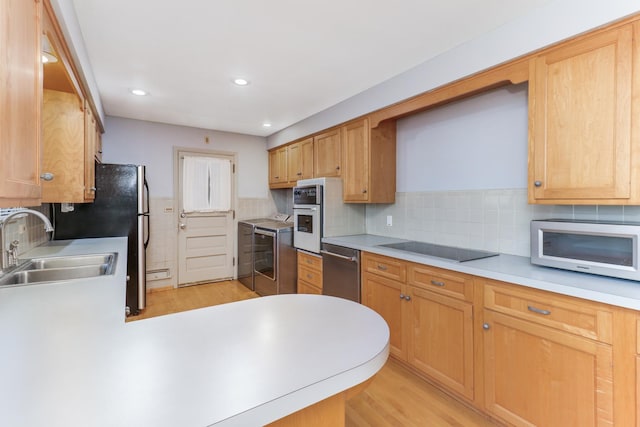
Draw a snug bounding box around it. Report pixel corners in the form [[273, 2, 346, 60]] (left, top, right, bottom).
[[323, 234, 640, 311], [0, 237, 390, 427]]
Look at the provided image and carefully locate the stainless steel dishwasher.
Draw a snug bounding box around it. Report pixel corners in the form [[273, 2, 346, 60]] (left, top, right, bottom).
[[320, 242, 361, 302]]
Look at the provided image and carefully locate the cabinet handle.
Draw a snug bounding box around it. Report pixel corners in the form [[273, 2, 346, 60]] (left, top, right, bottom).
[[482, 323, 490, 330], [306, 259, 313, 264], [297, 172, 302, 176], [306, 274, 313, 280], [336, 166, 340, 170], [527, 305, 551, 316], [90, 187, 97, 192], [377, 264, 388, 271], [274, 176, 279, 180], [399, 293, 405, 299], [362, 189, 367, 194], [404, 295, 411, 301], [430, 280, 445, 287], [40, 172, 54, 181], [534, 180, 542, 187]]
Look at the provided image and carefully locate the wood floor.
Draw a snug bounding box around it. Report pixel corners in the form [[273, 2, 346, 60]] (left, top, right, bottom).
[[128, 281, 498, 426]]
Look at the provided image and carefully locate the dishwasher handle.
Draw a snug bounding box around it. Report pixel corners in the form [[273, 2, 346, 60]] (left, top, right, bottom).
[[320, 249, 358, 262]]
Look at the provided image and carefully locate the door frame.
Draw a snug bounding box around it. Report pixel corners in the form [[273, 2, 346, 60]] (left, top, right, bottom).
[[172, 146, 238, 287]]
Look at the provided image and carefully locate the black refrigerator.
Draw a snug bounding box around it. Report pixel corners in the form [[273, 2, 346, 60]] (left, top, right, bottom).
[[52, 164, 149, 316]]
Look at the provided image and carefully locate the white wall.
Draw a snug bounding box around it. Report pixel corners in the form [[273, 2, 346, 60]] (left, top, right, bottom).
[[396, 84, 528, 192], [102, 117, 268, 199], [267, 0, 640, 148]]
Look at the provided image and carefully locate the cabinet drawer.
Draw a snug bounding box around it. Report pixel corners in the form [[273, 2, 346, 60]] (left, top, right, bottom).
[[298, 265, 322, 289], [408, 264, 473, 301], [298, 280, 322, 295], [362, 252, 406, 282], [484, 281, 613, 343], [298, 250, 323, 272]]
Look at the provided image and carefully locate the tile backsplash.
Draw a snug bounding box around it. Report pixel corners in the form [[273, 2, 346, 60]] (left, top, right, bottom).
[[365, 189, 640, 257]]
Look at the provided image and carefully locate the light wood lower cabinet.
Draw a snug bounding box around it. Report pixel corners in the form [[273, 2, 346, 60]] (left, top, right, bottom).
[[297, 251, 322, 294], [361, 252, 474, 400], [360, 251, 639, 425], [483, 310, 613, 426], [408, 286, 474, 400], [361, 272, 408, 360]]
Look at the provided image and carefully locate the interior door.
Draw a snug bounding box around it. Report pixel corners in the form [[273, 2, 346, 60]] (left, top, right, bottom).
[[176, 150, 235, 286]]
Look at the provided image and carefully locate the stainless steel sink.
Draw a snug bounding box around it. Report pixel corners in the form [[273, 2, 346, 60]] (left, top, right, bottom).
[[22, 253, 116, 271], [0, 253, 117, 287]]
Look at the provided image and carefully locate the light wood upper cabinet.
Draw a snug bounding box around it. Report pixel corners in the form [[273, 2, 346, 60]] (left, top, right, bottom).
[[268, 146, 288, 186], [287, 137, 313, 183], [41, 90, 90, 203], [342, 118, 396, 203], [529, 23, 638, 204], [313, 128, 342, 177], [0, 0, 43, 208]]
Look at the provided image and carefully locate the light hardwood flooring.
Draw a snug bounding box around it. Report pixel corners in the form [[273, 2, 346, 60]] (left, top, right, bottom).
[[128, 281, 498, 426]]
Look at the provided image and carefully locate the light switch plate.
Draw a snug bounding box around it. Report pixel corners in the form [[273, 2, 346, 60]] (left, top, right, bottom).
[[386, 215, 393, 226]]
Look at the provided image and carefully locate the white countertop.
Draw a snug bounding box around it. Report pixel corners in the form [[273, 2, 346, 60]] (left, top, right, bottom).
[[0, 238, 389, 427], [323, 234, 640, 311]]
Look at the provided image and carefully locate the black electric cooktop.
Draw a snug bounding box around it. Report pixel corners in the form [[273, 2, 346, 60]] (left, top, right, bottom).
[[378, 241, 499, 262]]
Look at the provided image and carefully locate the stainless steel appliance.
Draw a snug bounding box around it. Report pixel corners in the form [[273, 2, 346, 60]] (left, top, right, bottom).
[[254, 220, 296, 296], [237, 218, 272, 291], [52, 164, 149, 315], [293, 185, 322, 253], [321, 243, 361, 302], [293, 177, 365, 254], [531, 219, 640, 281]]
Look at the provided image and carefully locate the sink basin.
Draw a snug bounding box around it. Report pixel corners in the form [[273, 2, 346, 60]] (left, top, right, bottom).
[[22, 253, 116, 270], [0, 253, 117, 287]]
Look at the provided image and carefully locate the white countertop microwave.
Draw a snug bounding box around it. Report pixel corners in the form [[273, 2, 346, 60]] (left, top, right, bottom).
[[531, 219, 640, 281]]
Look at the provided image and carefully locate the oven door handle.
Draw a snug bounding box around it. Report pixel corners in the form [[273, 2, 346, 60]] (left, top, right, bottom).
[[294, 207, 318, 212], [320, 250, 357, 262]]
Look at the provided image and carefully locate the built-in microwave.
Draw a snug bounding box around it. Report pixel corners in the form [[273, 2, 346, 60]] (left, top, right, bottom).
[[531, 219, 640, 281]]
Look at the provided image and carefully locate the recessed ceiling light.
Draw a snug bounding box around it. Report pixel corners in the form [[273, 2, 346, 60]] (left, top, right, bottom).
[[262, 123, 272, 128], [233, 78, 249, 86], [130, 89, 148, 96]]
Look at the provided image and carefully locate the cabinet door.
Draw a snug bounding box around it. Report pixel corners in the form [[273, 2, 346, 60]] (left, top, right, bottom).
[[342, 119, 369, 202], [0, 0, 42, 207], [483, 310, 613, 427], [41, 90, 86, 203], [286, 138, 313, 183], [529, 25, 633, 203], [408, 286, 474, 401], [269, 147, 287, 185], [299, 137, 314, 179], [362, 272, 408, 360], [313, 129, 341, 177]]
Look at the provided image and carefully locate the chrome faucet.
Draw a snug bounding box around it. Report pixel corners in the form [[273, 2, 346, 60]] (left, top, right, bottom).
[[0, 209, 54, 272]]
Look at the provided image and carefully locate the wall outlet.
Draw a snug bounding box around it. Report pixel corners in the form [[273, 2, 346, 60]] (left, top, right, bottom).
[[386, 215, 393, 226]]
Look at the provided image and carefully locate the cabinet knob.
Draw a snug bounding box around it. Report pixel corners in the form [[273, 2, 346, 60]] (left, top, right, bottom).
[[362, 189, 367, 194], [90, 187, 97, 192], [534, 180, 542, 187], [404, 295, 411, 301], [482, 323, 490, 330], [399, 293, 405, 299], [377, 264, 388, 271], [179, 223, 186, 230], [431, 280, 445, 287], [336, 166, 340, 170], [40, 172, 54, 181]]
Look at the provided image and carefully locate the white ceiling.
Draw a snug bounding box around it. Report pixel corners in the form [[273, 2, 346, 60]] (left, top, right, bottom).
[[71, 0, 552, 137]]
